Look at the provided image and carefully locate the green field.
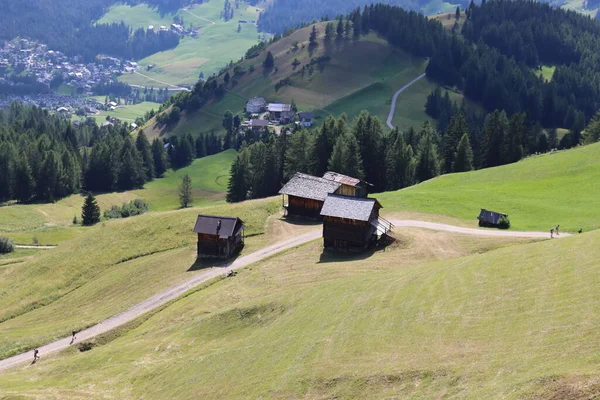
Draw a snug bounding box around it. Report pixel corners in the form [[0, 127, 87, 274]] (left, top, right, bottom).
[[82, 101, 160, 124], [131, 149, 236, 210], [0, 150, 235, 245], [536, 65, 557, 82], [0, 197, 280, 360], [103, 0, 263, 87], [380, 142, 600, 232], [1, 221, 598, 398]]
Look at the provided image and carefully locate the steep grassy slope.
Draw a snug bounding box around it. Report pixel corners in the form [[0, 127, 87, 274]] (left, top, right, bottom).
[[380, 142, 600, 232], [145, 25, 447, 138], [0, 228, 597, 399], [0, 197, 280, 359]]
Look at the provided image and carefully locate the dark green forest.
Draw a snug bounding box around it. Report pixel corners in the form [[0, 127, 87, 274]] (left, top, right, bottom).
[[0, 103, 222, 204]]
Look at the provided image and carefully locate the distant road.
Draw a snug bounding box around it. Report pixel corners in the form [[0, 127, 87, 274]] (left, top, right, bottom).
[[132, 72, 191, 92], [386, 73, 426, 130], [0, 220, 566, 372], [183, 9, 216, 25]]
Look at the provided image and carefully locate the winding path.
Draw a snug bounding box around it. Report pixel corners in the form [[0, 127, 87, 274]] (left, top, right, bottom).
[[0, 221, 567, 372], [182, 9, 216, 25], [132, 72, 191, 92], [386, 73, 427, 129]]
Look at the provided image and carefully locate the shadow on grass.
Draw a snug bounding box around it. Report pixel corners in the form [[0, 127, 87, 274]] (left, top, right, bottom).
[[317, 235, 396, 264], [187, 252, 241, 272], [279, 216, 323, 227]]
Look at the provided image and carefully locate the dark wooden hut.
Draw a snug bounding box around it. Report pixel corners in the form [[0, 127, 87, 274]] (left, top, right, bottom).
[[477, 209, 508, 227], [320, 194, 393, 252], [192, 215, 245, 259], [279, 173, 341, 218]]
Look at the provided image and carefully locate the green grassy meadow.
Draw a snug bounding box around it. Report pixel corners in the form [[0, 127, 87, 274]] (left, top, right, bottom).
[[1, 224, 598, 398], [0, 197, 280, 360], [0, 151, 235, 245], [105, 0, 263, 87], [380, 142, 600, 232], [78, 101, 160, 125]]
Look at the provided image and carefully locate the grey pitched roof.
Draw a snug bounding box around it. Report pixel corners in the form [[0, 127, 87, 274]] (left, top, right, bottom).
[[477, 209, 507, 225], [320, 194, 381, 221], [193, 215, 244, 238], [268, 103, 292, 112], [279, 172, 341, 201], [322, 171, 361, 187]]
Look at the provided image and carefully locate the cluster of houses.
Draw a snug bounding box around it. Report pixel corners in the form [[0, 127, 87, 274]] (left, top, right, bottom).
[[244, 97, 315, 129], [0, 39, 139, 93], [149, 24, 201, 38], [193, 171, 393, 259]]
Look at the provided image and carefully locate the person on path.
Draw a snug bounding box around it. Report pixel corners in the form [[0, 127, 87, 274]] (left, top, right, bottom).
[[33, 349, 39, 362], [550, 226, 555, 238], [70, 330, 77, 345], [555, 224, 560, 236]]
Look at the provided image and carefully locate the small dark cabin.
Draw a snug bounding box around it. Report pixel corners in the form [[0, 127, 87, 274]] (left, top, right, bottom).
[[477, 209, 508, 227], [279, 173, 342, 219], [320, 194, 393, 252], [193, 215, 245, 259]]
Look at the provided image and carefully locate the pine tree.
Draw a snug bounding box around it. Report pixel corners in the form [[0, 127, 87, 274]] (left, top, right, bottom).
[[179, 174, 193, 208], [118, 137, 146, 190], [455, 6, 461, 20], [325, 22, 334, 41], [81, 193, 101, 226], [151, 138, 168, 177], [284, 129, 310, 179], [13, 152, 34, 203], [309, 122, 333, 176], [263, 51, 275, 69], [136, 130, 155, 180], [452, 133, 474, 172], [226, 152, 248, 202], [415, 122, 441, 183], [309, 25, 318, 46], [336, 17, 344, 39], [442, 113, 468, 173]]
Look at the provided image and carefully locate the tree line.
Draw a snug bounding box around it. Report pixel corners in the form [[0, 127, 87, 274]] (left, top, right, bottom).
[[226, 111, 446, 202], [0, 103, 223, 204]]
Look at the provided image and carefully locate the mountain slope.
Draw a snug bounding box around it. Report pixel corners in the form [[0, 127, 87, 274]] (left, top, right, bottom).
[[380, 141, 600, 232], [144, 23, 457, 137]]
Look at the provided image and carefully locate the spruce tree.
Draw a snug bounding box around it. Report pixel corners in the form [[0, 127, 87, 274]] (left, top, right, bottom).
[[442, 113, 468, 173], [309, 25, 318, 46], [179, 174, 193, 208], [263, 51, 275, 69], [136, 131, 155, 180], [415, 123, 441, 183], [227, 153, 248, 203], [81, 193, 101, 226], [13, 153, 34, 203], [309, 123, 333, 176], [151, 138, 168, 177], [452, 133, 474, 172], [284, 129, 310, 179]]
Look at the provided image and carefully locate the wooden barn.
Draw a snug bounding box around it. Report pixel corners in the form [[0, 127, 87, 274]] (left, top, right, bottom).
[[477, 209, 508, 227], [279, 173, 342, 218], [192, 215, 245, 259], [320, 194, 393, 252], [322, 171, 370, 198]]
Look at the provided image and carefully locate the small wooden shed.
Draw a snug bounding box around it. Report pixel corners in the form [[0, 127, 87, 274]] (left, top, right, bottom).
[[279, 173, 341, 219], [193, 215, 245, 259], [320, 194, 393, 252], [477, 209, 508, 227]]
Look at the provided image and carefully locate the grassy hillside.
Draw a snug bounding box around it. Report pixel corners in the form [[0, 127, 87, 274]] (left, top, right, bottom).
[[0, 197, 280, 359], [380, 142, 600, 232], [145, 24, 452, 138], [101, 0, 263, 87], [0, 150, 235, 245], [1, 226, 598, 398]]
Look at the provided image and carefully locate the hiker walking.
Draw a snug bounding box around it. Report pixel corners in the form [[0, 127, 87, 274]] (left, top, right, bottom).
[[555, 224, 560, 236], [550, 226, 555, 238], [70, 330, 77, 345], [33, 349, 39, 362]]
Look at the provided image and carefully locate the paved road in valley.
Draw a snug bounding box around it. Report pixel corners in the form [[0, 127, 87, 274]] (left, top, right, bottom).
[[14, 245, 57, 250], [0, 221, 567, 372], [386, 73, 427, 130]]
